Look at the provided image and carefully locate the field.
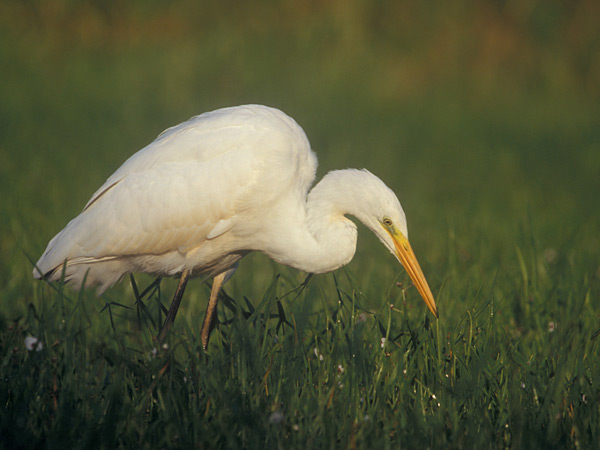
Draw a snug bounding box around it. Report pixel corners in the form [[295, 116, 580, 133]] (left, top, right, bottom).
[[1, 1, 599, 448]]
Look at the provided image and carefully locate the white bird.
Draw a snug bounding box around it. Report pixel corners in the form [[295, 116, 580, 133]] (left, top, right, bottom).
[[33, 105, 438, 348]]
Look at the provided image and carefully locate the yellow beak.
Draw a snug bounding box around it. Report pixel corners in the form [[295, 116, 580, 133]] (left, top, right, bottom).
[[389, 230, 438, 318]]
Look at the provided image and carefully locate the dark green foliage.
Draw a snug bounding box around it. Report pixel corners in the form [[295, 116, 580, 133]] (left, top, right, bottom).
[[2, 262, 598, 449]]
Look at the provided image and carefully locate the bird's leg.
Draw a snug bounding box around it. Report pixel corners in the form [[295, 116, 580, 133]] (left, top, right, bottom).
[[156, 269, 190, 343], [200, 271, 226, 350]]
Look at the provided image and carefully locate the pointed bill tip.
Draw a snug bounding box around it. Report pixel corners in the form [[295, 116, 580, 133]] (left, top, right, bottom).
[[391, 232, 438, 318]]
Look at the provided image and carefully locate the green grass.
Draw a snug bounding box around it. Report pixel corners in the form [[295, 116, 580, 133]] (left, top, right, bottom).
[[1, 2, 599, 448]]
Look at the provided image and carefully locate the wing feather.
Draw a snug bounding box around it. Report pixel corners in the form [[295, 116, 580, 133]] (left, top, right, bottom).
[[34, 105, 318, 290]]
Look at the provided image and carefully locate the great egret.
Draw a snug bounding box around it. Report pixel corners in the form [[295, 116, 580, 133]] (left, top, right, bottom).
[[33, 105, 438, 348]]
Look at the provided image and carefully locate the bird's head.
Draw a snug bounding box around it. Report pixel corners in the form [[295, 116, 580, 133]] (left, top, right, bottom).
[[348, 170, 439, 318]]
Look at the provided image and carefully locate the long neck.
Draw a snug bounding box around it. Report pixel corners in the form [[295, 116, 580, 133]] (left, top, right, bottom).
[[259, 170, 364, 274]]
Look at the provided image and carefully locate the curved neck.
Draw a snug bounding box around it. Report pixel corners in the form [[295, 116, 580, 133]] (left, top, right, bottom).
[[259, 171, 363, 274]]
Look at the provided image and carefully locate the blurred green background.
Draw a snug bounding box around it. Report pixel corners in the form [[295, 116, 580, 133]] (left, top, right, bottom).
[[1, 1, 600, 448], [1, 0, 599, 322]]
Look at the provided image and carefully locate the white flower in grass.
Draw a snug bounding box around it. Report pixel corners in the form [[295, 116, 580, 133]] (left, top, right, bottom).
[[313, 347, 323, 361], [268, 411, 284, 425], [380, 337, 386, 348], [24, 336, 43, 352], [337, 364, 344, 374], [548, 321, 555, 333]]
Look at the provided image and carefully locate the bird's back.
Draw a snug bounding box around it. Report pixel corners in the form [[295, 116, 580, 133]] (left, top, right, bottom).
[[34, 105, 317, 292]]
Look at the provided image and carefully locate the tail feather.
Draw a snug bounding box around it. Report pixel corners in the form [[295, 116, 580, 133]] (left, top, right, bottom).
[[33, 250, 124, 294]]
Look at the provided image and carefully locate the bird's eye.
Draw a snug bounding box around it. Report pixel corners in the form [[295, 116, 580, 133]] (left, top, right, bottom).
[[382, 217, 393, 227]]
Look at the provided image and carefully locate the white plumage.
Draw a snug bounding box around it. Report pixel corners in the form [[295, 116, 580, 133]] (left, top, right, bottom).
[[34, 105, 437, 346]]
